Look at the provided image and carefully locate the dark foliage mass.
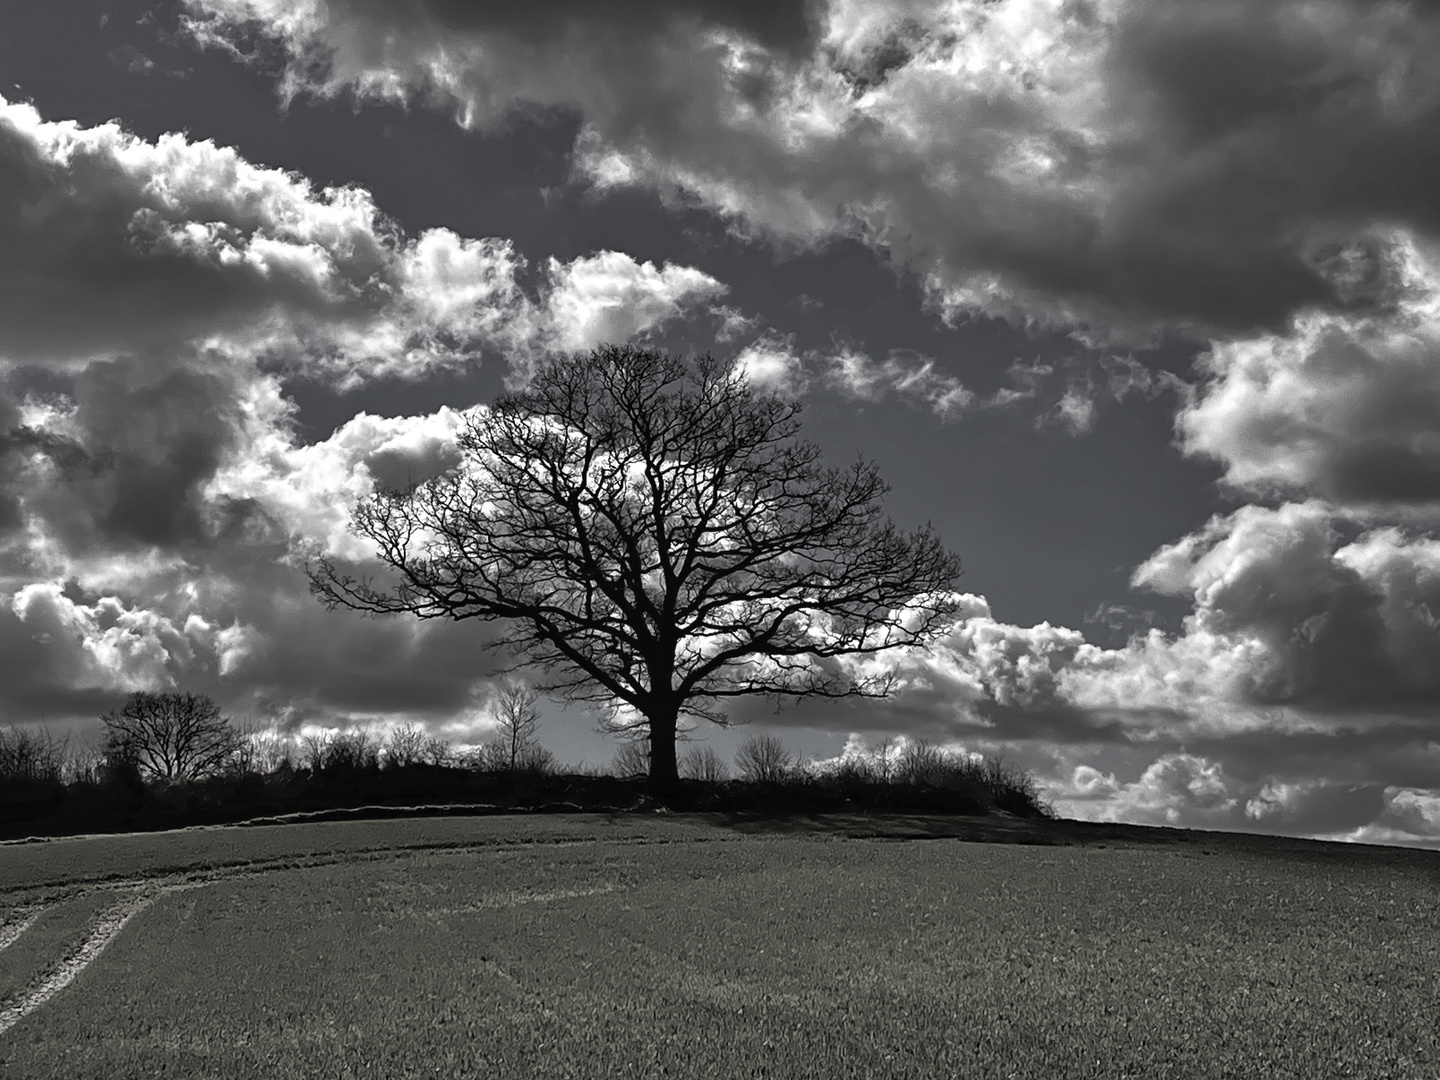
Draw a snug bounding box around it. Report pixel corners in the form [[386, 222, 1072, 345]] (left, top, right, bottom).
[[312, 346, 964, 792], [0, 722, 1050, 840], [101, 691, 243, 782]]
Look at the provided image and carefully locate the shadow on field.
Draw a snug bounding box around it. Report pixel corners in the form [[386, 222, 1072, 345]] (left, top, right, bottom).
[[714, 811, 1064, 845], [712, 811, 1440, 870]]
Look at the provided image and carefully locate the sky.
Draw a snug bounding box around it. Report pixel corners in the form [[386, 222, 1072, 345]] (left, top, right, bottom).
[[3, 0, 1440, 847]]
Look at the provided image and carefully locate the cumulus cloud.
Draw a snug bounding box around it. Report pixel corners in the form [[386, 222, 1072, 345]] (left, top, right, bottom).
[[184, 0, 1440, 339], [1055, 753, 1239, 827], [733, 336, 812, 397], [206, 404, 471, 559], [0, 389, 516, 730], [541, 251, 727, 354], [0, 95, 416, 376], [1133, 501, 1440, 712], [10, 581, 192, 693], [0, 95, 727, 387], [1180, 230, 1440, 507]]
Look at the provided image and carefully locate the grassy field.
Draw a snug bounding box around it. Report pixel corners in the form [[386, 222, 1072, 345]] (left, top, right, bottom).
[[1, 813, 1437, 1079]]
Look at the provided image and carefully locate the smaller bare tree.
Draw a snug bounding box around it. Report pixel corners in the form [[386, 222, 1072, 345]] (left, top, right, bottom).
[[736, 734, 794, 783], [419, 734, 454, 767], [62, 740, 106, 786], [487, 684, 544, 772], [611, 737, 650, 778], [0, 726, 68, 782], [227, 718, 297, 777], [679, 745, 729, 782], [897, 738, 948, 786], [101, 692, 242, 782], [302, 729, 380, 774], [383, 722, 429, 769], [871, 736, 898, 783]]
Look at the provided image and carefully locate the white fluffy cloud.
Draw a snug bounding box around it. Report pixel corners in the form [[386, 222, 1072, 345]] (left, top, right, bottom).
[[0, 96, 509, 383], [1053, 754, 1239, 827], [207, 404, 472, 560], [1133, 501, 1440, 710], [1180, 230, 1440, 507], [0, 95, 728, 387], [543, 252, 727, 354], [867, 501, 1440, 740], [10, 581, 192, 693]]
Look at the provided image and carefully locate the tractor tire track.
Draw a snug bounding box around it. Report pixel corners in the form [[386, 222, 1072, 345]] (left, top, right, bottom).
[[0, 906, 44, 953], [0, 879, 215, 1037], [0, 829, 731, 1037], [0, 892, 153, 1036]]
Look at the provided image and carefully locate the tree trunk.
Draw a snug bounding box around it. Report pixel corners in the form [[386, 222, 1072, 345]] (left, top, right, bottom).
[[646, 706, 680, 794]]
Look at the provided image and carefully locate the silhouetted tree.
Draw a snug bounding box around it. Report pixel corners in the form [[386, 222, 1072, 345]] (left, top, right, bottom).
[[302, 729, 380, 775], [383, 722, 429, 769], [486, 684, 545, 772], [0, 727, 67, 782], [228, 718, 297, 777], [611, 737, 650, 778], [419, 734, 453, 767], [100, 692, 242, 782], [736, 733, 794, 783], [680, 744, 729, 782], [311, 345, 963, 793]]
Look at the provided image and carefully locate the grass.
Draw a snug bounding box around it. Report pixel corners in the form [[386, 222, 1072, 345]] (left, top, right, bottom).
[[1, 815, 1438, 1078]]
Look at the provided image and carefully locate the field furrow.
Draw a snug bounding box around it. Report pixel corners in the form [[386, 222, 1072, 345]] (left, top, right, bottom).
[[0, 907, 42, 953], [0, 891, 161, 1036]]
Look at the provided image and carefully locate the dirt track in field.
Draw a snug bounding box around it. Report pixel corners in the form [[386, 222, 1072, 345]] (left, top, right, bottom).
[[0, 839, 639, 1036]]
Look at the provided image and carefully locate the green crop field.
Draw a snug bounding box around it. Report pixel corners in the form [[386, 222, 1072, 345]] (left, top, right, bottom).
[[1, 813, 1437, 1079]]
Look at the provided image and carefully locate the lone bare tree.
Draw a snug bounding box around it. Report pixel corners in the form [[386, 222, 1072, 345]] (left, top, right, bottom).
[[310, 345, 963, 792], [100, 691, 242, 781], [485, 683, 549, 772]]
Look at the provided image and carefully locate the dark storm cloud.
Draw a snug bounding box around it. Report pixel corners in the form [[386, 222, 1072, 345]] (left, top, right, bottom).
[[205, 557, 515, 725], [185, 0, 1440, 338], [0, 349, 265, 568], [75, 354, 248, 548], [340, 0, 816, 51]]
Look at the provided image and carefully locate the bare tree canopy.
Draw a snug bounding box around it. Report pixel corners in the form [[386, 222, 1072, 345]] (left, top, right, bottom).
[[101, 691, 241, 782], [736, 733, 795, 783], [311, 345, 963, 791], [488, 683, 544, 772], [680, 744, 729, 783]]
